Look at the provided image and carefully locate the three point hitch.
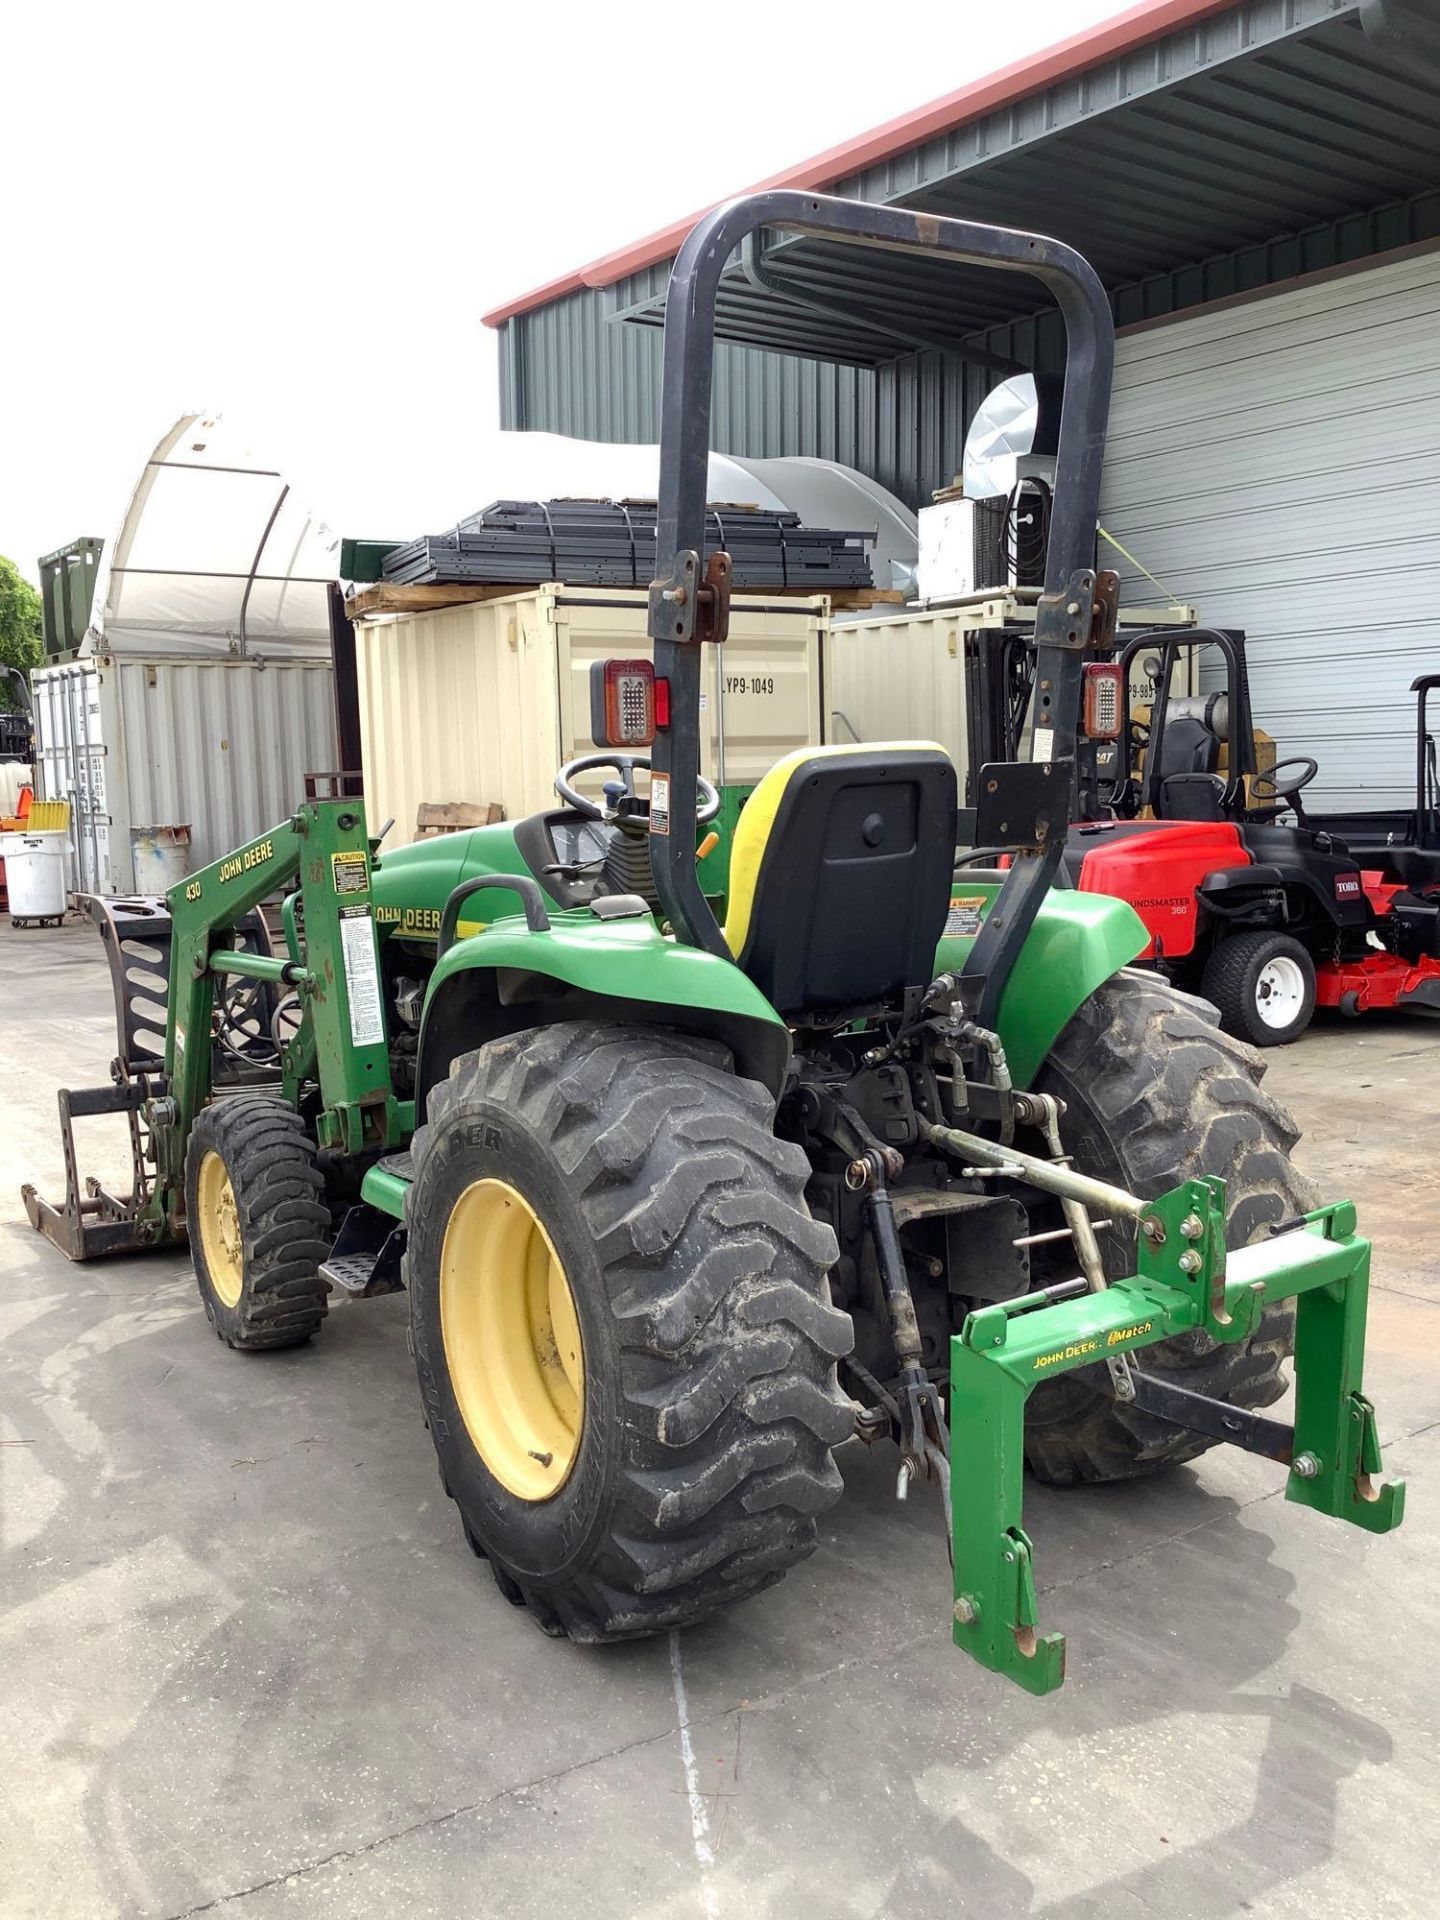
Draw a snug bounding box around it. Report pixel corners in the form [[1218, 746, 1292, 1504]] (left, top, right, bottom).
[[931, 1124, 1405, 1695]]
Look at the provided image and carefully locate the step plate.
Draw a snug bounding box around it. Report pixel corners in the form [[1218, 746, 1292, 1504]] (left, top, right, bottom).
[[320, 1248, 405, 1299]]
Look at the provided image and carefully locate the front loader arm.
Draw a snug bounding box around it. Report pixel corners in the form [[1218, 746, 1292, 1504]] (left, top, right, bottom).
[[162, 802, 403, 1199], [162, 817, 306, 1170], [23, 797, 404, 1259]]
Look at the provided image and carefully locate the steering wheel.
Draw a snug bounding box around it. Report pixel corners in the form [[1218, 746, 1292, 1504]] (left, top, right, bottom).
[[554, 752, 720, 825], [1249, 756, 1319, 803]]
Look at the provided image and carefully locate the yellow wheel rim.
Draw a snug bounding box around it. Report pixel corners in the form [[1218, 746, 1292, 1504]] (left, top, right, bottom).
[[439, 1178, 585, 1502], [196, 1150, 244, 1309]]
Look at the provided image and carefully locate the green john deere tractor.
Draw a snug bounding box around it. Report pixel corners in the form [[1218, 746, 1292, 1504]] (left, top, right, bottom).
[[25, 192, 1403, 1695]]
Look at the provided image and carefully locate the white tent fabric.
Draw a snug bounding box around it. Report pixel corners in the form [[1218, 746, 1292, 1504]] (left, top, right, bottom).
[[88, 418, 919, 662], [89, 414, 341, 660], [304, 428, 918, 588]]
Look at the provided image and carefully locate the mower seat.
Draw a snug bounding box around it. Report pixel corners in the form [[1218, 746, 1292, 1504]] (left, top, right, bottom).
[[1154, 705, 1224, 819], [1158, 773, 1228, 822], [723, 743, 957, 1018]]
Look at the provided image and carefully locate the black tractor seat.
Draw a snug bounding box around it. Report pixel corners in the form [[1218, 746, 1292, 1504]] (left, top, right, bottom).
[[1149, 694, 1238, 821], [722, 743, 958, 1019]]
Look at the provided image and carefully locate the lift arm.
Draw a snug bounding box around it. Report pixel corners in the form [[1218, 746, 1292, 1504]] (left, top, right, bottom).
[[159, 799, 402, 1206]]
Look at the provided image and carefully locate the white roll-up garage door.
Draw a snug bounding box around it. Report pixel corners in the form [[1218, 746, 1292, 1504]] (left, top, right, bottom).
[[1099, 248, 1440, 811]]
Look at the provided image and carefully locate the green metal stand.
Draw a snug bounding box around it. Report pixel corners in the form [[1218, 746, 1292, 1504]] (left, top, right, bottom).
[[949, 1178, 1405, 1695]]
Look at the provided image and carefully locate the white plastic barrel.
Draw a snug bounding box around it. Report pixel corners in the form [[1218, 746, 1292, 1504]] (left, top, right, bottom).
[[130, 824, 191, 893], [5, 831, 68, 921]]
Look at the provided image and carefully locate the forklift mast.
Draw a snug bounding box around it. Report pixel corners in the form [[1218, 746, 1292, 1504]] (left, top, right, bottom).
[[1117, 627, 1260, 818]]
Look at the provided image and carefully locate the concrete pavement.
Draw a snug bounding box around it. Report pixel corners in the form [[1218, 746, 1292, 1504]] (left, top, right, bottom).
[[2, 917, 1436, 1919]]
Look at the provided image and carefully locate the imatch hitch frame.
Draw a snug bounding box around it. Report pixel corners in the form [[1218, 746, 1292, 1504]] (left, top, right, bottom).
[[932, 1131, 1405, 1695]]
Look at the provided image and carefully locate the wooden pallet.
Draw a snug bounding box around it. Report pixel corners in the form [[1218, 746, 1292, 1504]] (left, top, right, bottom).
[[415, 801, 505, 837]]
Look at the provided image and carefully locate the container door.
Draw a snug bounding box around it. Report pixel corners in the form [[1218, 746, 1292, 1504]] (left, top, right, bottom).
[[827, 611, 969, 792], [555, 593, 660, 811], [357, 593, 553, 847], [32, 663, 107, 895], [705, 601, 824, 789]]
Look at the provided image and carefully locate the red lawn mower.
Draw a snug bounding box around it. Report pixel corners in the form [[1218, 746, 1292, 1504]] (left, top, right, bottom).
[[1063, 635, 1440, 1045]]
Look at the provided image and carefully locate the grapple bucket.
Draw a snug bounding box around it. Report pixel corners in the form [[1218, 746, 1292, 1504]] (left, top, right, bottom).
[[22, 893, 282, 1262]]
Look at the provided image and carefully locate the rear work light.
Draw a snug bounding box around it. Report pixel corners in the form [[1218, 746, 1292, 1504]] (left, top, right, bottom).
[[1082, 662, 1124, 740], [590, 658, 656, 748]]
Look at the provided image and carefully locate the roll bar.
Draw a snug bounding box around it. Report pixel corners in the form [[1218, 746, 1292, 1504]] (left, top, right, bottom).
[[1411, 673, 1439, 847], [646, 190, 1115, 1025]]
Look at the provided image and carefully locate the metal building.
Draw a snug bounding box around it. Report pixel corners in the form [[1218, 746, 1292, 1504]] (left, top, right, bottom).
[[484, 0, 1440, 811]]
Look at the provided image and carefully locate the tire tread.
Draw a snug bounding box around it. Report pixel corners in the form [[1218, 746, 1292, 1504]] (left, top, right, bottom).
[[185, 1096, 331, 1352], [1027, 974, 1309, 1485], [406, 1023, 853, 1642]]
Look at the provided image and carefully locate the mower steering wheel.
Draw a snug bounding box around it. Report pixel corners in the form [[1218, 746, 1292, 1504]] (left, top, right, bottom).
[[1249, 757, 1319, 803], [554, 752, 721, 825]]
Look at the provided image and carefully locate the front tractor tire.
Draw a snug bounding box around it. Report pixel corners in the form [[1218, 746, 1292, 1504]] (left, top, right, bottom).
[[405, 1023, 854, 1643], [1025, 971, 1311, 1486], [183, 1097, 332, 1350]]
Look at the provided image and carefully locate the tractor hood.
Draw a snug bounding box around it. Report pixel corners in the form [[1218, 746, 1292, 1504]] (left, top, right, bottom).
[[371, 823, 538, 945]]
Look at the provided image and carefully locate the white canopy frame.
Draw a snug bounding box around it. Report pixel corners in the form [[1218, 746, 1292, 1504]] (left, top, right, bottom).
[[90, 414, 341, 660]]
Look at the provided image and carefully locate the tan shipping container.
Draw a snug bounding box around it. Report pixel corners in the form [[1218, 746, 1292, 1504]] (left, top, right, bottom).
[[827, 607, 972, 794], [353, 585, 827, 846], [829, 598, 1200, 803]]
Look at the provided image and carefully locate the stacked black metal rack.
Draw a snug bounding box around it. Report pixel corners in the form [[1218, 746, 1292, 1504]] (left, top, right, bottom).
[[380, 499, 874, 591]]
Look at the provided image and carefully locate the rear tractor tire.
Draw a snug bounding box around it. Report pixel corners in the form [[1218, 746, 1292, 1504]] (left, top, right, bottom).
[[404, 1022, 854, 1643], [1201, 929, 1316, 1046], [1025, 971, 1311, 1486], [183, 1096, 332, 1350]]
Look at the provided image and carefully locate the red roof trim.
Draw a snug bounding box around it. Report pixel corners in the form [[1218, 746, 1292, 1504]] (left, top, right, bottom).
[[482, 0, 1236, 328]]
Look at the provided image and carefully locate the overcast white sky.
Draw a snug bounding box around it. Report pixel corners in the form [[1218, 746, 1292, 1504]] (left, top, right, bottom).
[[2, 0, 1135, 581]]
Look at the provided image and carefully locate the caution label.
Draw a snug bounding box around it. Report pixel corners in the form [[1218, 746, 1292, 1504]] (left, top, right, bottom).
[[331, 850, 369, 896], [339, 905, 385, 1047]]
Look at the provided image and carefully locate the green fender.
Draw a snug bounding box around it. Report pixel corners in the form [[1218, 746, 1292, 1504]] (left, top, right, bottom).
[[937, 880, 1149, 1086], [417, 883, 1146, 1107], [417, 908, 791, 1099]]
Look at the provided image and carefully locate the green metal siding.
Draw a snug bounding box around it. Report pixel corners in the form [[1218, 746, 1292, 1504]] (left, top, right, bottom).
[[497, 188, 1439, 509], [494, 0, 1440, 507], [38, 537, 104, 662]]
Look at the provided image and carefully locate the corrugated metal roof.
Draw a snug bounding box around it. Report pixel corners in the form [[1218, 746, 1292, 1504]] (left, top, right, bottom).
[[482, 0, 1238, 326], [495, 0, 1440, 507], [602, 1, 1440, 364], [498, 189, 1439, 508]]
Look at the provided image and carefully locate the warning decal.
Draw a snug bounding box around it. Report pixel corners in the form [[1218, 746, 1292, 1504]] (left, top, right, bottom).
[[650, 772, 671, 837], [338, 905, 385, 1047], [331, 850, 369, 895], [946, 895, 988, 939]]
